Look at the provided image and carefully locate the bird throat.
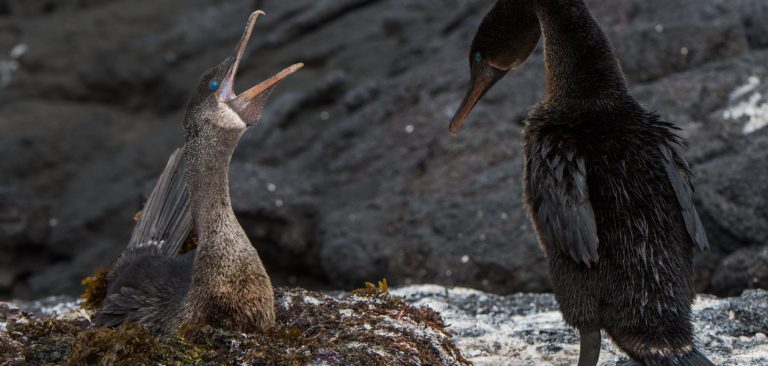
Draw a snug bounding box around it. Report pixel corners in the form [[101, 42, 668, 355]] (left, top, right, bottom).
[[183, 131, 244, 252]]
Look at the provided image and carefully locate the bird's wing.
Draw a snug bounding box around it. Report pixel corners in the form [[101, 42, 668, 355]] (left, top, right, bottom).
[[97, 286, 149, 327], [529, 139, 599, 266], [125, 148, 192, 257], [96, 253, 193, 329], [659, 143, 709, 251]]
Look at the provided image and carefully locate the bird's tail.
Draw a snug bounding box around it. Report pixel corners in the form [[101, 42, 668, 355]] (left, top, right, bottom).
[[125, 148, 192, 257], [618, 348, 715, 366]]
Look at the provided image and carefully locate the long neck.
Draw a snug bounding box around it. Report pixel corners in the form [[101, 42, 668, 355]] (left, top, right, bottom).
[[183, 127, 247, 252], [532, 0, 628, 100]]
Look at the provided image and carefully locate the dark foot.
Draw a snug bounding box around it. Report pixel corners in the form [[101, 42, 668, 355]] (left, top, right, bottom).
[[578, 329, 601, 366], [615, 349, 715, 366], [615, 360, 639, 366]]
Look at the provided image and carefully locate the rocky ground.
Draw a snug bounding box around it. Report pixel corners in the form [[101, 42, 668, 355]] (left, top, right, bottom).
[[1, 286, 766, 365], [1, 0, 768, 299], [393, 286, 768, 366], [0, 283, 471, 366]]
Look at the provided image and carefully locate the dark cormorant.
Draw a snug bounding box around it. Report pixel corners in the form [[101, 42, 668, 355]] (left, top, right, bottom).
[[449, 1, 714, 365], [95, 11, 302, 334]]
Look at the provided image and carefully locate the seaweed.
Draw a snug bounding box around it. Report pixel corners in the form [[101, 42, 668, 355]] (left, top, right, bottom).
[[79, 267, 109, 312], [4, 283, 471, 366], [9, 317, 82, 365], [351, 278, 409, 309], [68, 323, 203, 366]]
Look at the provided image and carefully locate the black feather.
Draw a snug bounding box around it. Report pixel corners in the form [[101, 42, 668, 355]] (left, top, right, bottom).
[[659, 144, 709, 251], [530, 140, 599, 266]]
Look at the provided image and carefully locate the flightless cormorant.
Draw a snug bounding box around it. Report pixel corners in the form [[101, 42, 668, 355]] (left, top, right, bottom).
[[449, 1, 713, 365], [95, 11, 302, 334]]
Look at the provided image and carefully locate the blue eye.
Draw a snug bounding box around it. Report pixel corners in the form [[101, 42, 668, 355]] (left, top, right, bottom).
[[209, 80, 220, 91], [474, 51, 482, 63]]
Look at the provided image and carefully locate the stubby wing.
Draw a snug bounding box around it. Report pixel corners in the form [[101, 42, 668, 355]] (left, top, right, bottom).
[[659, 144, 709, 251], [97, 286, 154, 328], [529, 141, 599, 266], [126, 148, 192, 257], [96, 253, 193, 330], [97, 149, 192, 329]]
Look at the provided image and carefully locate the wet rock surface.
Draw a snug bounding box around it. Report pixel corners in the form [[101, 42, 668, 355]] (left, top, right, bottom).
[[391, 286, 768, 366], [2, 286, 767, 365], [1, 0, 767, 299]]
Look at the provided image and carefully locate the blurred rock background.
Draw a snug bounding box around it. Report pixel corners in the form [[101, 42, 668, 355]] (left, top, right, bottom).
[[0, 0, 766, 300]]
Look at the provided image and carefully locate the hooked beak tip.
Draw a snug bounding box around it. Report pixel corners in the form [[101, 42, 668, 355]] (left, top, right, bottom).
[[219, 10, 266, 102], [218, 9, 304, 125], [448, 62, 507, 136]]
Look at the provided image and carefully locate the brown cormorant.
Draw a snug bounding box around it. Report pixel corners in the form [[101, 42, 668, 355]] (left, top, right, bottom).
[[449, 1, 714, 365], [95, 11, 302, 334]]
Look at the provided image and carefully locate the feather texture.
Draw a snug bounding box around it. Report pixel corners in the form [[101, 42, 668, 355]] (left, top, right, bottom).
[[659, 144, 709, 251], [126, 148, 192, 257], [529, 139, 599, 266]]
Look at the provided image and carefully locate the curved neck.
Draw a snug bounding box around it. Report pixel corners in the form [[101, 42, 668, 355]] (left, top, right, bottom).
[[534, 0, 627, 99], [183, 128, 246, 249]]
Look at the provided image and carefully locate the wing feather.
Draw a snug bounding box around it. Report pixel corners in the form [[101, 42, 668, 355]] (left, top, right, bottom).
[[530, 141, 599, 266], [126, 148, 192, 257], [659, 144, 709, 250]]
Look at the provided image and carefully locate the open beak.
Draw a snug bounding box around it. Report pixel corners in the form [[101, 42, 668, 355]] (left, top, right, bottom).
[[449, 62, 507, 136], [219, 11, 303, 126]]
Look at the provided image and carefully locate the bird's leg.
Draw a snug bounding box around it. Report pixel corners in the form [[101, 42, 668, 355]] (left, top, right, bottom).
[[578, 328, 601, 366]]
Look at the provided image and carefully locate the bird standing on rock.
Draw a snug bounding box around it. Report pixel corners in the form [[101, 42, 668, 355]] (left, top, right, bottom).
[[449, 1, 714, 365], [95, 11, 303, 334]]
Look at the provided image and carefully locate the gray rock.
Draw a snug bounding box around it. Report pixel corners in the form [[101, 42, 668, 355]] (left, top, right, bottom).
[[392, 286, 768, 366], [0, 0, 108, 16], [697, 128, 768, 250], [610, 12, 749, 82], [0, 101, 179, 298], [713, 245, 768, 296], [714, 0, 768, 49]]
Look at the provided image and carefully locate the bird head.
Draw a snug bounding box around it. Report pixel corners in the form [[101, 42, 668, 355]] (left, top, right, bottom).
[[183, 11, 302, 140], [450, 0, 541, 135]]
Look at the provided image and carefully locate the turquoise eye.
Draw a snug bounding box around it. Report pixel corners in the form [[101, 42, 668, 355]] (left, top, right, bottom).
[[209, 80, 220, 91], [474, 51, 482, 63]]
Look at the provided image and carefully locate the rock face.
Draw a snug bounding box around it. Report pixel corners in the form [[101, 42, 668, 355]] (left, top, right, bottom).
[[1, 0, 767, 298], [712, 245, 768, 296], [2, 286, 767, 365]]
